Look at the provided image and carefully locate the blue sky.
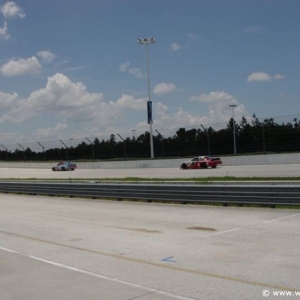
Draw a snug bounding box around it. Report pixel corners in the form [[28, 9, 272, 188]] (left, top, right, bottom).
[[0, 0, 299, 146]]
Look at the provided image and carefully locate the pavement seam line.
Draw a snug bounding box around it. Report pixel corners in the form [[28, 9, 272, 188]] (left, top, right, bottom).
[[0, 229, 299, 292], [0, 246, 197, 300]]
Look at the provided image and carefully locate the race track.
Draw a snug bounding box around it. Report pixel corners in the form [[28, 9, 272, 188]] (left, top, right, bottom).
[[0, 164, 299, 179], [1, 194, 299, 299]]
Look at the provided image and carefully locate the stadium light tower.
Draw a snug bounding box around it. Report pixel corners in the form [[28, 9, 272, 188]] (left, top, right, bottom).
[[138, 37, 156, 158], [229, 104, 237, 154]]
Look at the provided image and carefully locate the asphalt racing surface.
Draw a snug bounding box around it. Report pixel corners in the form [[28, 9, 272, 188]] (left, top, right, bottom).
[[0, 163, 300, 179], [0, 165, 299, 299], [0, 194, 299, 300]]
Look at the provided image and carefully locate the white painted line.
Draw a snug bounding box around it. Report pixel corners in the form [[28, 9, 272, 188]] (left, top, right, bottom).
[[0, 246, 197, 300], [197, 213, 300, 239], [262, 212, 300, 224], [197, 227, 242, 238]]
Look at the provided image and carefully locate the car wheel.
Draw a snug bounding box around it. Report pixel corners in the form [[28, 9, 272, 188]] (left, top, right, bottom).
[[71, 169, 74, 171], [52, 167, 56, 171], [200, 162, 207, 168], [212, 165, 217, 168], [181, 163, 187, 169], [62, 167, 66, 171]]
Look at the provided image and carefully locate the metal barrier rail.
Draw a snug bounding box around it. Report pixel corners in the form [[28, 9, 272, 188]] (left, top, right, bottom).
[[0, 181, 300, 206]]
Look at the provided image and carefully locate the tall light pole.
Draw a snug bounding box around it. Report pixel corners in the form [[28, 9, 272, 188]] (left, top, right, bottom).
[[131, 129, 136, 139], [229, 104, 237, 154], [138, 37, 156, 158]]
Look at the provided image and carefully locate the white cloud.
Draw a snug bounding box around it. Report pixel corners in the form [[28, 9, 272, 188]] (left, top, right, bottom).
[[0, 91, 18, 111], [119, 62, 130, 72], [170, 43, 181, 52], [114, 94, 146, 110], [35, 123, 68, 138], [191, 91, 236, 103], [128, 68, 143, 79], [187, 33, 197, 39], [0, 73, 147, 125], [0, 21, 10, 39], [1, 57, 41, 76], [247, 72, 284, 82], [1, 1, 26, 19], [190, 91, 248, 123], [153, 83, 177, 95], [37, 50, 56, 63], [274, 74, 285, 80], [119, 62, 143, 79], [0, 74, 250, 143], [247, 72, 271, 82]]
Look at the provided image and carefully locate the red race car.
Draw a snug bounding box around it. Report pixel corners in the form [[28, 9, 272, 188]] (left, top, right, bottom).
[[180, 156, 222, 169]]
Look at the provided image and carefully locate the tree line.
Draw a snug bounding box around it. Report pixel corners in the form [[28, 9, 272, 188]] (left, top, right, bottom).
[[1, 114, 300, 161]]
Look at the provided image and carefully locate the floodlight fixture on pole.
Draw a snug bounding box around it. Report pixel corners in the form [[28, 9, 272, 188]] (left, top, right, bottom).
[[138, 37, 156, 158], [229, 104, 237, 154], [131, 130, 136, 139]]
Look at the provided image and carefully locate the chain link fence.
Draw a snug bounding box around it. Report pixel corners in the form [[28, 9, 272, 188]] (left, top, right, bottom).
[[1, 114, 300, 161]]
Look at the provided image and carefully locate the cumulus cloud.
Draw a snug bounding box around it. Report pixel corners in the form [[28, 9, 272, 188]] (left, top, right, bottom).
[[153, 83, 177, 95], [35, 123, 68, 139], [1, 1, 26, 19], [0, 73, 147, 125], [37, 50, 56, 63], [1, 57, 41, 76], [0, 73, 250, 143], [170, 43, 181, 51], [247, 72, 284, 82], [190, 91, 236, 103], [0, 21, 10, 39], [114, 94, 145, 110], [0, 91, 18, 111], [119, 62, 143, 79], [190, 91, 248, 123]]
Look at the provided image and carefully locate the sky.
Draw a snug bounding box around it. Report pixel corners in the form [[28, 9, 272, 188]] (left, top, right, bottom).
[[0, 0, 299, 148]]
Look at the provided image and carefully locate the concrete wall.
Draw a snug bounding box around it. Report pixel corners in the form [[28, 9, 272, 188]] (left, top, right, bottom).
[[0, 153, 299, 169]]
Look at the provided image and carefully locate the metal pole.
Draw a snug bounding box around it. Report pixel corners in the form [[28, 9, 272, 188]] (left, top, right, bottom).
[[117, 134, 126, 160], [86, 137, 95, 161], [59, 140, 68, 160], [146, 43, 154, 158], [37, 142, 45, 162], [18, 143, 26, 161], [131, 130, 136, 139], [155, 129, 164, 158], [138, 37, 155, 158], [229, 105, 237, 154], [1, 144, 8, 161]]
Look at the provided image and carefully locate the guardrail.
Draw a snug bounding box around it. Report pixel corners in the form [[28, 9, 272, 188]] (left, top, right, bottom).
[[0, 182, 300, 207]]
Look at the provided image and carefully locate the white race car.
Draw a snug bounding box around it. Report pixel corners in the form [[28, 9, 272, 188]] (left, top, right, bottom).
[[52, 161, 77, 171]]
